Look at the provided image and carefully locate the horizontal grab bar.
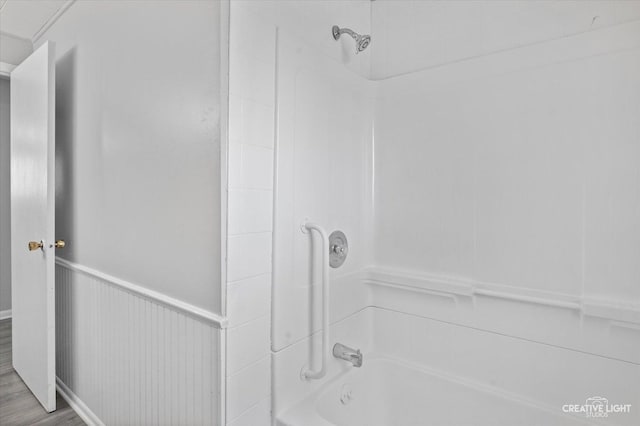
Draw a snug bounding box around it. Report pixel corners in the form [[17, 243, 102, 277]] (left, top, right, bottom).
[[474, 288, 582, 311]]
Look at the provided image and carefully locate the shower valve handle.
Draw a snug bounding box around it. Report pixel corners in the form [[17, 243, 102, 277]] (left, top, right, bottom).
[[332, 244, 345, 256]]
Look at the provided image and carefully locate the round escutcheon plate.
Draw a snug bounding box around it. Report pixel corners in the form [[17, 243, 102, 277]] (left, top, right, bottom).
[[329, 230, 348, 268]]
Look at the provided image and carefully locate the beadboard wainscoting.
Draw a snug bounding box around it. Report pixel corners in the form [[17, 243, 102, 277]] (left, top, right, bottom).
[[55, 258, 225, 425]]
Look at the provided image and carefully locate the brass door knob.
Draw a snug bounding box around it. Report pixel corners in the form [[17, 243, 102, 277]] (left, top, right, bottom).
[[28, 241, 43, 251], [54, 240, 66, 248]]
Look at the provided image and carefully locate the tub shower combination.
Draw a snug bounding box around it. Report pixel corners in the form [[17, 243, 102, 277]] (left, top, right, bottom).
[[267, 14, 640, 426]]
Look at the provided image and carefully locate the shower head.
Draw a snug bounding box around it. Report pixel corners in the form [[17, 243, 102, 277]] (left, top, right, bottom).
[[332, 25, 371, 54]]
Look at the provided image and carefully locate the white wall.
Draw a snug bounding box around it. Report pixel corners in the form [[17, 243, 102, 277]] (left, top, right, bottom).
[[231, 0, 371, 79], [372, 307, 640, 426], [39, 0, 223, 313], [0, 33, 33, 66], [368, 13, 640, 422], [34, 1, 227, 424], [371, 0, 640, 79], [0, 78, 10, 316], [373, 20, 640, 306]]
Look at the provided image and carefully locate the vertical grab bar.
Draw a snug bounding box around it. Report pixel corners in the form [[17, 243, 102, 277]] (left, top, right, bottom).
[[301, 222, 330, 380]]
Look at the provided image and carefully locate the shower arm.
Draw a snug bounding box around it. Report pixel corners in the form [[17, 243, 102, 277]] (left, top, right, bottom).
[[300, 221, 330, 380], [333, 26, 358, 41], [332, 25, 371, 54]]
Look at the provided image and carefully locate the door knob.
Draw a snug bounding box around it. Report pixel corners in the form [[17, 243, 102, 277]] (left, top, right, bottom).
[[28, 241, 43, 251], [54, 240, 65, 248]]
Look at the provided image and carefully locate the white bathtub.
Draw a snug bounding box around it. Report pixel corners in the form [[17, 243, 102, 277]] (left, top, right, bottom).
[[276, 356, 592, 426]]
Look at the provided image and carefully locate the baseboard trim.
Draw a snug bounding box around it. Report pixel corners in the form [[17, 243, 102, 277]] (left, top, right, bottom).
[[56, 377, 104, 426], [0, 309, 11, 320]]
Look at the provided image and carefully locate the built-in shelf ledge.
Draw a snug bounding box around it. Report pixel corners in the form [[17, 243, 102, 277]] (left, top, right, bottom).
[[363, 267, 640, 326]]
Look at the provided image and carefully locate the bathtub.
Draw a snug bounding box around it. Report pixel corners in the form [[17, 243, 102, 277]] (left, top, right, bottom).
[[276, 356, 592, 426]]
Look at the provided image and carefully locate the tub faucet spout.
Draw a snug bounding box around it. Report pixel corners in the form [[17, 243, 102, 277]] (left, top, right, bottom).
[[333, 343, 363, 367]]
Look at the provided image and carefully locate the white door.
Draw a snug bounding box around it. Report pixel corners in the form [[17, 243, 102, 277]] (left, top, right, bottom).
[[10, 41, 57, 412]]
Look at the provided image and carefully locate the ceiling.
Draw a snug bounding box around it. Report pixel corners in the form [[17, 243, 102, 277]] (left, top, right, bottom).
[[0, 0, 69, 65]]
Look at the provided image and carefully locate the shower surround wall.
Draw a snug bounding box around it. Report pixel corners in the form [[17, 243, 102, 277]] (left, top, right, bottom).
[[37, 1, 227, 424], [271, 26, 373, 414], [226, 1, 371, 424], [371, 6, 640, 353], [266, 2, 640, 424], [370, 0, 640, 80], [367, 4, 640, 424]]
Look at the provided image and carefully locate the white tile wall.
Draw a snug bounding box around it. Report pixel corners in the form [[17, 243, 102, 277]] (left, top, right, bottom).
[[228, 190, 273, 235], [227, 357, 271, 421], [227, 273, 271, 328], [227, 315, 270, 375], [228, 144, 274, 190], [227, 232, 272, 282], [229, 96, 275, 149], [227, 398, 271, 426], [229, 55, 275, 107], [226, 3, 276, 425], [226, 2, 372, 424]]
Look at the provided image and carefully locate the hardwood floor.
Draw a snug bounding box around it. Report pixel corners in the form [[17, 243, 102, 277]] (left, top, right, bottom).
[[0, 319, 85, 426]]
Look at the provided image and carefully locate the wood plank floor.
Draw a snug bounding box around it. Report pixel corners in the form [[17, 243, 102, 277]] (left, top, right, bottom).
[[0, 319, 85, 426]]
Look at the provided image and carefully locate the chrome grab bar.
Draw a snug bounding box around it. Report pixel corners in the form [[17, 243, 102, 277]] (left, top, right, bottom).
[[301, 221, 329, 380]]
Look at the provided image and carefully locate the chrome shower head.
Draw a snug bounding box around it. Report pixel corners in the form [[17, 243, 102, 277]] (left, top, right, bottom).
[[357, 34, 371, 52], [332, 25, 371, 54]]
